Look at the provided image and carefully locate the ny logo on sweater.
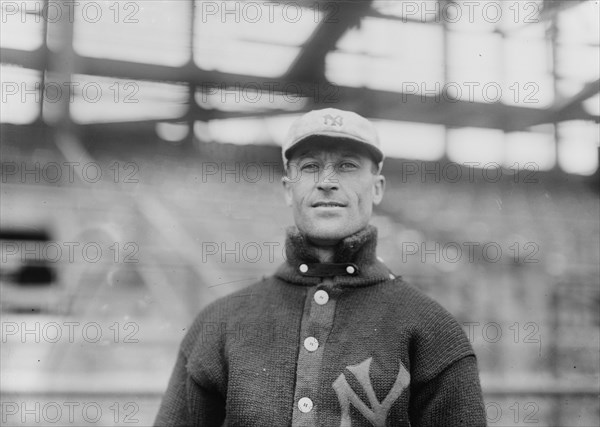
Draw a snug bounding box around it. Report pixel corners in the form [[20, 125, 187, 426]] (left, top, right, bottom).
[[332, 357, 410, 427]]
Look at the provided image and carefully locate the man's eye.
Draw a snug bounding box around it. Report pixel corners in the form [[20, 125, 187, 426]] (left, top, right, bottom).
[[301, 163, 319, 172], [339, 162, 358, 171]]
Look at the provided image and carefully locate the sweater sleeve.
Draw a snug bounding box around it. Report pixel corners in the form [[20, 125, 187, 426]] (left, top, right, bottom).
[[154, 348, 226, 427], [409, 355, 487, 427]]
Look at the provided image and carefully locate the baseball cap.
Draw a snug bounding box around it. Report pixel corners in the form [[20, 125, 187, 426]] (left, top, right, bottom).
[[282, 108, 384, 170]]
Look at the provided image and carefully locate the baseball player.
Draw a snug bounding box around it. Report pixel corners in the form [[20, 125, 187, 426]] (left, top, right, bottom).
[[155, 108, 486, 426]]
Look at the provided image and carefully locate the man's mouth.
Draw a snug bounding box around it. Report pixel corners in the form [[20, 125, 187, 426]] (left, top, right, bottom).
[[312, 201, 346, 208]]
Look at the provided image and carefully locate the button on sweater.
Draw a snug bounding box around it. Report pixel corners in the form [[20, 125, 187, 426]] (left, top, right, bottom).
[[155, 225, 487, 426]]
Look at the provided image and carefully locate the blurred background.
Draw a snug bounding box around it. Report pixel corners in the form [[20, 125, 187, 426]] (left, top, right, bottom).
[[1, 0, 598, 425]]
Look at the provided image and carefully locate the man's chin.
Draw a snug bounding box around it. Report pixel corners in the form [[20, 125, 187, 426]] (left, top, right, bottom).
[[300, 222, 361, 245]]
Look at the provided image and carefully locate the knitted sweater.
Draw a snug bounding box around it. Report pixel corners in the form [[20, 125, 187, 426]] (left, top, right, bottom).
[[155, 226, 486, 426]]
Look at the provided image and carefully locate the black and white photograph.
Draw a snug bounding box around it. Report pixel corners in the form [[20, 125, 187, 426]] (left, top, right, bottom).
[[1, 1, 599, 426]]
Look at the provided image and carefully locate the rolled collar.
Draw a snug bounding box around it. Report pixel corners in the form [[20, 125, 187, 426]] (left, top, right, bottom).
[[275, 225, 394, 287]]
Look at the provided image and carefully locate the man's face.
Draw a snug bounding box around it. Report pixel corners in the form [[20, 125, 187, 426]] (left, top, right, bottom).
[[282, 140, 385, 246]]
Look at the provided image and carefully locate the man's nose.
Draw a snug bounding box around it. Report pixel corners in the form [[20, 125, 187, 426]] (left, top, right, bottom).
[[316, 164, 339, 191]]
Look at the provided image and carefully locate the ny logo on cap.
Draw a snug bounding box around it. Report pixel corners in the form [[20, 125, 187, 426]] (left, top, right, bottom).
[[332, 357, 410, 426], [323, 114, 343, 127]]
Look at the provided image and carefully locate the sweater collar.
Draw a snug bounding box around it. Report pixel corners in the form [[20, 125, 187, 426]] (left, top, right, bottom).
[[275, 225, 393, 287]]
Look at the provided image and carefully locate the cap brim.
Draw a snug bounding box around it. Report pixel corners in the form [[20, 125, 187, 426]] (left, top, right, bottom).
[[284, 135, 384, 165]]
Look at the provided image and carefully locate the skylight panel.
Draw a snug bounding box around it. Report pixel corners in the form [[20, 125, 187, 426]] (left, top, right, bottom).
[[199, 117, 269, 145], [326, 52, 443, 93], [195, 1, 319, 45], [0, 65, 40, 124], [58, 75, 188, 124], [327, 18, 444, 92], [583, 93, 600, 117], [156, 122, 189, 143], [374, 120, 445, 161], [447, 31, 503, 103], [337, 17, 408, 56], [503, 31, 553, 108], [324, 52, 369, 89], [194, 39, 300, 77], [72, 1, 190, 66], [336, 18, 443, 61], [505, 131, 556, 171], [0, 1, 44, 50], [264, 114, 301, 147], [195, 114, 302, 147], [557, 121, 599, 176], [555, 44, 600, 100], [497, 0, 544, 33], [447, 127, 505, 166], [554, 2, 600, 100], [556, 45, 600, 83], [556, 45, 600, 94], [444, 0, 504, 33], [557, 1, 600, 45], [193, 1, 320, 77]]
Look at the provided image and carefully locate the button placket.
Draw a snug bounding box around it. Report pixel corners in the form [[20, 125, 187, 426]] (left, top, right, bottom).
[[291, 280, 338, 425]]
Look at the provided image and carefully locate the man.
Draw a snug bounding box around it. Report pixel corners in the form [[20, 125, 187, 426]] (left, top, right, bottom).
[[155, 108, 487, 426]]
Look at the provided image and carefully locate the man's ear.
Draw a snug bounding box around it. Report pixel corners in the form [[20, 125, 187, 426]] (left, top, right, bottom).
[[282, 175, 293, 207], [372, 174, 385, 205]]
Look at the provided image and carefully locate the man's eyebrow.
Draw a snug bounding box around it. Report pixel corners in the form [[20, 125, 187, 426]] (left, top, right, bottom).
[[292, 152, 316, 161], [290, 150, 367, 163], [295, 151, 363, 159], [339, 151, 363, 159]]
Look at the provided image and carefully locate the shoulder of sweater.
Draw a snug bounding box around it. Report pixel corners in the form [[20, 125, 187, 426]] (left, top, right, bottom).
[[384, 278, 472, 352], [386, 280, 476, 382], [384, 278, 459, 323], [198, 276, 274, 314]]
